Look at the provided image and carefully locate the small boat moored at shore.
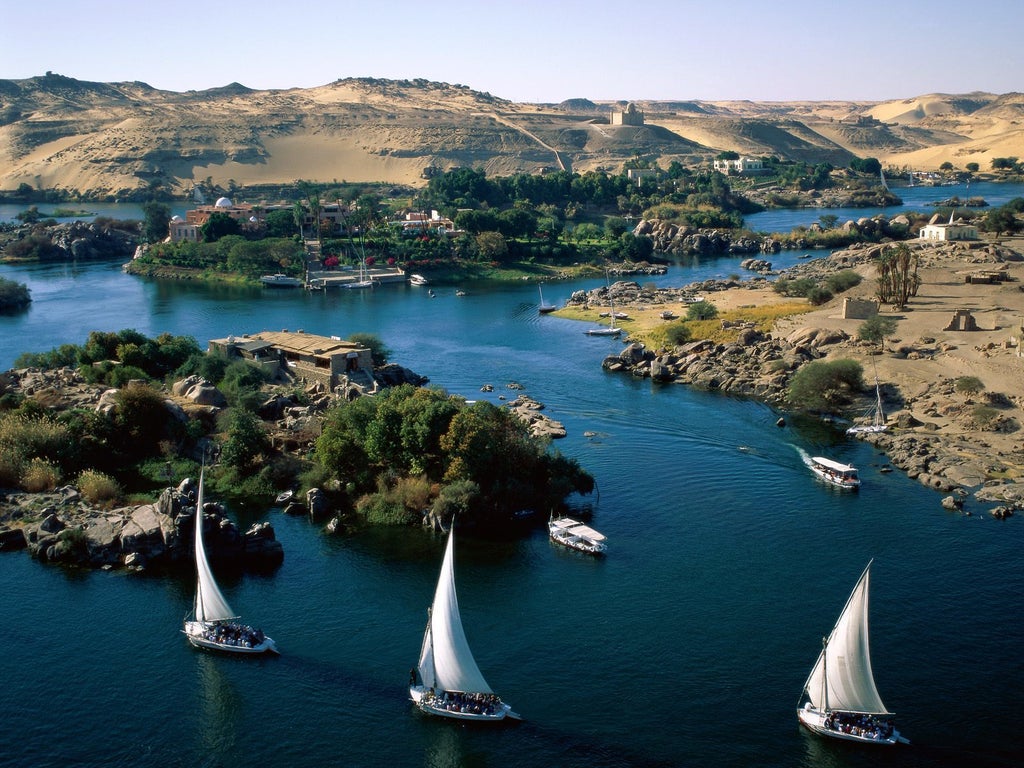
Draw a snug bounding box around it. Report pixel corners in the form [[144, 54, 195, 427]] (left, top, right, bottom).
[[260, 273, 303, 288], [548, 516, 607, 555], [409, 273, 429, 286], [810, 456, 860, 490]]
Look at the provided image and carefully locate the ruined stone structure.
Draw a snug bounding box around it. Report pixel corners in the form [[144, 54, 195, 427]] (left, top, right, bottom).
[[943, 309, 979, 331], [842, 297, 879, 320]]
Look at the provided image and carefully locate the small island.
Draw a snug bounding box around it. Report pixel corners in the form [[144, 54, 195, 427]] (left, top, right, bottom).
[[0, 328, 594, 571]]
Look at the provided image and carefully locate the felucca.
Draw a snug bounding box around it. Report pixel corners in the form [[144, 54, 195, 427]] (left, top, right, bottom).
[[183, 469, 277, 654], [797, 560, 906, 744], [409, 527, 519, 721]]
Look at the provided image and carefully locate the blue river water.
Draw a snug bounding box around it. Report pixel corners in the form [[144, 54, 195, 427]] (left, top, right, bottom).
[[1, 229, 1023, 767]]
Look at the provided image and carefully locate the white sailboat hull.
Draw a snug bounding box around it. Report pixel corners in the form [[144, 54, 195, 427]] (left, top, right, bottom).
[[409, 685, 518, 721], [798, 706, 901, 745], [184, 621, 278, 654], [846, 424, 888, 435]]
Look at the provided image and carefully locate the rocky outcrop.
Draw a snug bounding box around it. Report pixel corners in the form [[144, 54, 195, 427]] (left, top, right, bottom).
[[45, 220, 139, 261], [8, 484, 283, 572], [506, 395, 566, 439]]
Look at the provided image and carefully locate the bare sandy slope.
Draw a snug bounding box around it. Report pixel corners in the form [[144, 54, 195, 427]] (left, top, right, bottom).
[[4, 80, 1024, 195]]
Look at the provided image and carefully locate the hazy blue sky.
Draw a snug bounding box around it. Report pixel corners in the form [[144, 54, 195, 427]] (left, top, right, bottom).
[[2, 0, 1021, 102]]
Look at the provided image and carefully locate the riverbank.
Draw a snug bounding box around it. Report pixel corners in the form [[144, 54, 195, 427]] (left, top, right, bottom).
[[581, 237, 1024, 514]]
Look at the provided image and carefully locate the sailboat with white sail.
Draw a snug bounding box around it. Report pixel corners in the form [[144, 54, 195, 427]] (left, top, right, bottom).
[[538, 284, 557, 314], [409, 527, 519, 721], [344, 256, 374, 289], [183, 469, 277, 654], [584, 277, 622, 336], [797, 560, 905, 745], [847, 368, 888, 435]]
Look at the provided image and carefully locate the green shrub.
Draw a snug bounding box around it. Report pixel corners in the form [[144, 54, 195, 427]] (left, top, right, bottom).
[[787, 359, 864, 412], [825, 270, 863, 293], [806, 286, 834, 305], [357, 492, 419, 525], [955, 376, 984, 396], [970, 404, 999, 428], [686, 300, 718, 321], [664, 322, 693, 346]]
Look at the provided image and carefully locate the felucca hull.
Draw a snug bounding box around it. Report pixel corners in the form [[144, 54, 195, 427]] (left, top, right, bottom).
[[797, 707, 900, 745], [409, 685, 518, 722], [184, 622, 278, 654]]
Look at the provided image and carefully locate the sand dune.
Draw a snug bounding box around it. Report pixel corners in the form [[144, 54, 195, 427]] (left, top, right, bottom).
[[2, 76, 1023, 196]]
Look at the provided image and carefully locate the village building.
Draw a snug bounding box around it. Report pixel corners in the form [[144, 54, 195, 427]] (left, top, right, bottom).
[[396, 210, 457, 234], [170, 198, 353, 243], [626, 169, 659, 187], [919, 212, 978, 242], [208, 330, 376, 393], [713, 156, 765, 175]]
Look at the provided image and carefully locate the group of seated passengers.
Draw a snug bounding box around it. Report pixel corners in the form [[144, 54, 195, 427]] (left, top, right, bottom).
[[423, 689, 502, 716], [824, 711, 894, 740], [204, 622, 266, 648]]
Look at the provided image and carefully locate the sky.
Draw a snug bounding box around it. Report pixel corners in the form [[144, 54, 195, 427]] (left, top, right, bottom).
[[2, 0, 1022, 103]]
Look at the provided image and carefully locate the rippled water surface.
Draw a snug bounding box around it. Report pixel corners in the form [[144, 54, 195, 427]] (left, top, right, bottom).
[[0, 254, 1021, 768]]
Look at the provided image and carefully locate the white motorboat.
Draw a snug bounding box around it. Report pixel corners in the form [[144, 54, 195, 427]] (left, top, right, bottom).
[[409, 527, 519, 722], [548, 516, 607, 555], [810, 456, 860, 490], [409, 273, 429, 286], [797, 560, 907, 745], [183, 469, 277, 654]]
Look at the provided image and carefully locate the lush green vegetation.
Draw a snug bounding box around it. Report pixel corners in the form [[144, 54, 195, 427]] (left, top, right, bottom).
[[3, 330, 592, 528], [772, 269, 862, 306], [315, 384, 593, 528], [787, 359, 865, 413], [0, 276, 31, 309]]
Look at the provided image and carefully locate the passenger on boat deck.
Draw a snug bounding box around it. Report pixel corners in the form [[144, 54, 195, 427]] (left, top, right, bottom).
[[823, 711, 894, 740], [203, 621, 265, 648], [422, 690, 502, 716]]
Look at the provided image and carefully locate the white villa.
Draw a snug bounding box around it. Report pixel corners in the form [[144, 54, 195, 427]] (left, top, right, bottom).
[[713, 156, 764, 175], [918, 212, 978, 242]]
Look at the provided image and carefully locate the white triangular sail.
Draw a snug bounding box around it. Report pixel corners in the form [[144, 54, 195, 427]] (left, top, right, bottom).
[[417, 529, 492, 694], [803, 560, 890, 715], [193, 470, 238, 623]]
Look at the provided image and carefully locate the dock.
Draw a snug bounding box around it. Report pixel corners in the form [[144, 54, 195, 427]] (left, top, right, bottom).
[[305, 267, 408, 289]]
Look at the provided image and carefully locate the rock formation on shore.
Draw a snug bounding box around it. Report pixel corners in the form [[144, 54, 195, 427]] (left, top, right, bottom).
[[593, 240, 1024, 516], [0, 479, 284, 571]]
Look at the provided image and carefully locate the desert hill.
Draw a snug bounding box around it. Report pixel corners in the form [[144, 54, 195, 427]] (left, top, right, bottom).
[[2, 73, 1023, 198]]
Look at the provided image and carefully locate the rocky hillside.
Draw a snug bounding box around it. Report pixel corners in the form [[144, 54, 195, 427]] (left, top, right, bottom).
[[2, 73, 1022, 198]]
